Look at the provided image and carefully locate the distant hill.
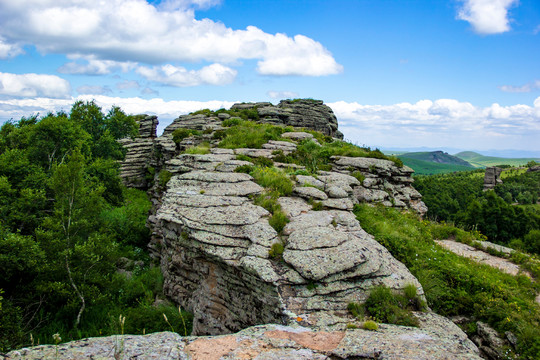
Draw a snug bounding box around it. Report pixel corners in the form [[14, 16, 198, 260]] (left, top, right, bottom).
[[399, 151, 473, 167], [455, 151, 540, 168], [399, 157, 476, 175]]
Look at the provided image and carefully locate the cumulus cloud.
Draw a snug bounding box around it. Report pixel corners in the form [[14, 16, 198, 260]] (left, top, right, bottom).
[[499, 80, 540, 93], [328, 98, 540, 151], [58, 55, 136, 75], [76, 85, 112, 95], [136, 63, 237, 87], [457, 0, 518, 34], [267, 90, 299, 99], [0, 0, 342, 77], [0, 72, 71, 98]]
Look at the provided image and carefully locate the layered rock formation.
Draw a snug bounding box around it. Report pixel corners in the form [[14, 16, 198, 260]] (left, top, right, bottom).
[[118, 115, 158, 189], [232, 99, 343, 139], [149, 145, 423, 336]]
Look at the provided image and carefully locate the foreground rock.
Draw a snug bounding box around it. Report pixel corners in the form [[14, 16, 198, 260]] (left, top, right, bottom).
[[5, 314, 480, 360]]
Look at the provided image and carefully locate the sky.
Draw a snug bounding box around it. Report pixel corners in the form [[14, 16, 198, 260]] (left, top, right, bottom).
[[0, 0, 539, 155]]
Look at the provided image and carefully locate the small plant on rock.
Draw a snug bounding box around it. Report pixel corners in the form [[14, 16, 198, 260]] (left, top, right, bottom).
[[172, 128, 201, 144], [362, 320, 378, 331], [269, 209, 289, 234], [268, 242, 285, 259]]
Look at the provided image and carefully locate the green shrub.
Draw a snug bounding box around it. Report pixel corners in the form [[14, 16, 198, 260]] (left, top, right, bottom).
[[251, 167, 293, 196], [234, 164, 254, 174], [353, 204, 540, 359], [252, 156, 274, 167], [212, 130, 227, 140], [362, 320, 378, 331], [236, 154, 252, 162], [172, 128, 201, 144], [347, 302, 363, 318], [184, 143, 210, 154], [362, 285, 420, 327], [253, 191, 280, 213], [269, 209, 289, 234], [308, 198, 324, 211], [158, 170, 172, 187], [351, 171, 365, 184], [268, 242, 284, 259], [222, 118, 243, 127], [218, 121, 284, 149], [191, 109, 214, 116]]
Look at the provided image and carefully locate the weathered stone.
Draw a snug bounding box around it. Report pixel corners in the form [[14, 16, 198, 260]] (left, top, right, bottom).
[[321, 198, 354, 210], [278, 197, 312, 217], [483, 167, 503, 190], [281, 131, 314, 141], [294, 186, 328, 200], [287, 227, 349, 250], [353, 187, 389, 202], [326, 185, 349, 198], [295, 175, 325, 189], [262, 140, 297, 151]]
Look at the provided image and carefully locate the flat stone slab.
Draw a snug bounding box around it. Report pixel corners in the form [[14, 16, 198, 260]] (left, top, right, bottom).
[[283, 237, 369, 281], [287, 227, 349, 250], [281, 132, 314, 141], [162, 203, 269, 226], [296, 175, 325, 189], [176, 171, 253, 183], [294, 186, 328, 200]]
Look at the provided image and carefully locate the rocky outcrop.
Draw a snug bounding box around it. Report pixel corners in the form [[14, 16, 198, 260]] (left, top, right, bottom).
[[232, 99, 343, 139], [332, 156, 428, 216], [528, 164, 540, 172], [483, 167, 502, 191], [118, 115, 158, 189], [149, 144, 424, 336], [6, 315, 480, 360]]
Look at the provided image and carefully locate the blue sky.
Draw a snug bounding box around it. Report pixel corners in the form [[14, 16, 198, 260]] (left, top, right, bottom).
[[0, 0, 539, 155]]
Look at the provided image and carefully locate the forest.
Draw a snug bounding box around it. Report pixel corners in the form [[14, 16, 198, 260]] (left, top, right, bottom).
[[0, 102, 190, 352], [413, 169, 540, 254]]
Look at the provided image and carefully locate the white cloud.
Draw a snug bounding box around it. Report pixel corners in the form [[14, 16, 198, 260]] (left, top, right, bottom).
[[267, 90, 299, 99], [0, 37, 23, 59], [136, 63, 237, 87], [58, 55, 136, 75], [499, 80, 540, 93], [116, 80, 140, 90], [0, 72, 71, 98], [0, 0, 342, 77], [76, 85, 112, 95], [256, 33, 343, 76], [329, 98, 540, 151], [457, 0, 518, 34]]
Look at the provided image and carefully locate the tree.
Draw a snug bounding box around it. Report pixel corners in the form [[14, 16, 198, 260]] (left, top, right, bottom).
[[48, 149, 104, 328]]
